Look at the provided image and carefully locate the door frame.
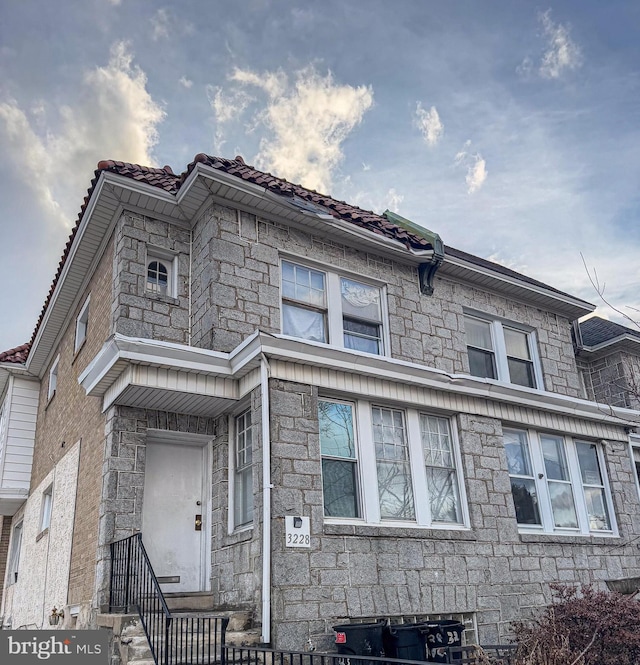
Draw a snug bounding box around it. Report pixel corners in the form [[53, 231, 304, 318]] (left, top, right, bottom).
[[145, 429, 213, 592]]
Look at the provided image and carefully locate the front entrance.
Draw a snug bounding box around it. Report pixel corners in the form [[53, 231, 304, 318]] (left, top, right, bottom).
[[142, 439, 210, 592]]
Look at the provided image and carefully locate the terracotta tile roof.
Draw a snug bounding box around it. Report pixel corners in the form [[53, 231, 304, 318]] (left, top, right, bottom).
[[181, 154, 433, 252], [0, 343, 31, 364]]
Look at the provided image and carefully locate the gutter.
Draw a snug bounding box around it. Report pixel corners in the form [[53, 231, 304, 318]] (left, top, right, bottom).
[[259, 354, 272, 644]]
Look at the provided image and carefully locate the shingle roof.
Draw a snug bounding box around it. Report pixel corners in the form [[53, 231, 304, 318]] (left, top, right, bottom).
[[579, 316, 640, 347], [0, 343, 31, 364]]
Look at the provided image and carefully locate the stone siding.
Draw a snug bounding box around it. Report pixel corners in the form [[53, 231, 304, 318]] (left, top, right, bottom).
[[188, 202, 583, 397], [265, 379, 640, 650], [112, 213, 191, 344]]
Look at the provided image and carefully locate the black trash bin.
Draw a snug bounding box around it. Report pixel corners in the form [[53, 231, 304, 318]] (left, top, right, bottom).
[[422, 621, 464, 663], [333, 621, 386, 665], [383, 622, 430, 661]]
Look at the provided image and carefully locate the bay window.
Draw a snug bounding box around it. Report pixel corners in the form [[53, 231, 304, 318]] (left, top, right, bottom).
[[281, 260, 386, 355], [504, 428, 615, 535], [319, 398, 468, 528]]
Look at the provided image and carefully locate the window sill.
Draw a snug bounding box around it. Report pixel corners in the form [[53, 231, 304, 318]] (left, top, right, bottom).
[[145, 291, 179, 306], [36, 528, 49, 542], [224, 526, 254, 547], [45, 392, 56, 410], [519, 531, 619, 545], [324, 522, 475, 540]]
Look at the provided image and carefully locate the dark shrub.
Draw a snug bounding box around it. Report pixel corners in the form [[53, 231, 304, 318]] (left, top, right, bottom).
[[512, 583, 640, 665]]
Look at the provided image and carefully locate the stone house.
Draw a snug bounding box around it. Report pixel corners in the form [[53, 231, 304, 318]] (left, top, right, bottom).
[[1, 154, 640, 651]]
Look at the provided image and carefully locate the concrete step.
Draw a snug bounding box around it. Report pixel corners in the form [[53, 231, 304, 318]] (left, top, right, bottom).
[[164, 592, 215, 612]]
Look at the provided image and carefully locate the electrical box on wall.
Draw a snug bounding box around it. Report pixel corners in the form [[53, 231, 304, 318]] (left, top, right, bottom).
[[284, 515, 310, 548]]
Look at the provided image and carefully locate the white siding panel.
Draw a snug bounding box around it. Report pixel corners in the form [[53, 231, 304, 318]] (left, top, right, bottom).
[[270, 360, 628, 442]]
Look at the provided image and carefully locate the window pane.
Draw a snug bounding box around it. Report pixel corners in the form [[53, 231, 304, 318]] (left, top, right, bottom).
[[541, 436, 570, 481], [504, 328, 531, 360], [147, 261, 168, 294], [318, 401, 355, 458], [282, 261, 325, 307], [322, 459, 359, 517], [343, 318, 382, 354], [468, 348, 497, 379], [507, 358, 536, 388], [576, 442, 604, 485], [420, 415, 453, 468], [234, 466, 253, 526], [376, 461, 415, 520], [373, 407, 409, 461], [583, 487, 611, 531], [547, 481, 578, 528], [426, 467, 461, 523], [340, 278, 381, 322], [282, 303, 326, 342], [510, 478, 542, 525], [504, 431, 534, 476], [465, 317, 493, 350]]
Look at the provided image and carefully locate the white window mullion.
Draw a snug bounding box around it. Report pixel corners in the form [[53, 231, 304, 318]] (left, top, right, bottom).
[[357, 401, 380, 523], [565, 438, 590, 534], [527, 430, 554, 530], [528, 331, 544, 389], [406, 410, 430, 526], [326, 272, 343, 347], [492, 322, 510, 382]]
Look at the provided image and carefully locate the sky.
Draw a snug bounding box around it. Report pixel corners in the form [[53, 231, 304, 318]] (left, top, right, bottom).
[[0, 0, 639, 352]]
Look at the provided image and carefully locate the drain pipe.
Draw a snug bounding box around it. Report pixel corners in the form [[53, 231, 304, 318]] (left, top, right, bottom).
[[260, 353, 272, 644]]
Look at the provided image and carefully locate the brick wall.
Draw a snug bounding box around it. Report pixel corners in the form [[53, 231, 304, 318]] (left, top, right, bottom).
[[188, 202, 583, 398], [0, 516, 10, 602], [31, 237, 114, 612]]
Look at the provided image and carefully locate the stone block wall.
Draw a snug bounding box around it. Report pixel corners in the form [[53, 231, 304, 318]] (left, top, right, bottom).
[[262, 379, 640, 651], [188, 202, 583, 397], [112, 213, 191, 344]]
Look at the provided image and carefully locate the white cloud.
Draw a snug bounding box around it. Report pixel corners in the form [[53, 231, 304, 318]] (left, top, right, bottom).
[[414, 102, 443, 146], [0, 41, 164, 228], [216, 65, 374, 193], [106, 0, 122, 5], [539, 10, 582, 78], [179, 76, 193, 89], [454, 140, 488, 194], [151, 8, 170, 41], [520, 10, 582, 79]]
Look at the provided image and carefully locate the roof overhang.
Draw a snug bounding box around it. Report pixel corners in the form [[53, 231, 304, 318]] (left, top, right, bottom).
[[79, 331, 638, 429], [440, 253, 594, 320], [580, 334, 640, 359], [0, 488, 28, 516]]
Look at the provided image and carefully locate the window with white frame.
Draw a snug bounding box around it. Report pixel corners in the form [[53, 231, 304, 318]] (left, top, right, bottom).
[[233, 410, 253, 528], [504, 428, 615, 535], [318, 398, 467, 527], [630, 439, 640, 502], [8, 520, 23, 584], [74, 294, 90, 352], [146, 248, 176, 297], [281, 260, 385, 355], [465, 314, 541, 389], [48, 356, 60, 400], [40, 484, 54, 532]]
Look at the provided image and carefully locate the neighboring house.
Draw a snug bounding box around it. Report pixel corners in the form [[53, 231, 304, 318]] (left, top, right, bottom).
[[1, 154, 640, 651]]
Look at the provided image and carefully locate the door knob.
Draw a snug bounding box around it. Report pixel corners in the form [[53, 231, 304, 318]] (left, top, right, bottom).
[[195, 514, 202, 531]]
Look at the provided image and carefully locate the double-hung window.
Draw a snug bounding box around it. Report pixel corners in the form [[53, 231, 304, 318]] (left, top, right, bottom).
[[504, 428, 615, 535], [465, 314, 540, 389], [318, 398, 468, 527], [281, 260, 385, 355], [8, 520, 23, 584], [233, 410, 254, 528]]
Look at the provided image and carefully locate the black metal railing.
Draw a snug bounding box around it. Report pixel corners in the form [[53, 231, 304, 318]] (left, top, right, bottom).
[[109, 533, 229, 665]]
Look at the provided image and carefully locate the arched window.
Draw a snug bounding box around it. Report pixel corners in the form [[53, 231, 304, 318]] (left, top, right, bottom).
[[147, 260, 169, 295]]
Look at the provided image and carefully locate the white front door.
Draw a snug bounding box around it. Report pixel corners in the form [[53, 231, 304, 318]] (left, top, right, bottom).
[[142, 440, 208, 592]]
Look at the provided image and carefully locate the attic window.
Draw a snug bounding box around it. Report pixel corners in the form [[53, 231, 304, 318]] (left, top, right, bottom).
[[146, 248, 176, 297]]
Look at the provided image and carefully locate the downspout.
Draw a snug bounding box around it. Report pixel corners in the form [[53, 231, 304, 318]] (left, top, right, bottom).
[[260, 353, 272, 644]]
